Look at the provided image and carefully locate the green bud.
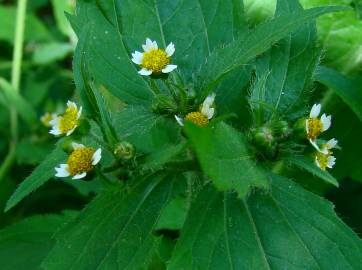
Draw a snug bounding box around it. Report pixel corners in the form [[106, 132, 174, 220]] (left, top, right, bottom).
[[273, 120, 291, 141], [293, 118, 307, 140], [114, 141, 135, 160], [252, 126, 275, 147]]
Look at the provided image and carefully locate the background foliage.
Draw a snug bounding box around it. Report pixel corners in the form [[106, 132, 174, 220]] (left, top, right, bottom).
[[0, 0, 362, 269]]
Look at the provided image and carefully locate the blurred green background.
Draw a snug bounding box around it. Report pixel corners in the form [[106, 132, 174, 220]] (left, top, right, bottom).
[[0, 0, 361, 238]]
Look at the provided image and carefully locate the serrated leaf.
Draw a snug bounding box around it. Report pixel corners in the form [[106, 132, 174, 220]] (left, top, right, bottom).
[[184, 122, 268, 198], [74, 0, 247, 83], [315, 66, 362, 121], [0, 213, 75, 270], [142, 142, 187, 171], [42, 175, 176, 270], [169, 175, 362, 269], [0, 78, 37, 126], [197, 6, 346, 96], [250, 0, 321, 121], [288, 155, 339, 187], [5, 146, 66, 212]]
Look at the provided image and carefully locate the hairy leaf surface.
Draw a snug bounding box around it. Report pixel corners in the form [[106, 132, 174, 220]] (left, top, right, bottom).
[[42, 175, 176, 270], [169, 175, 362, 269], [185, 122, 268, 197]]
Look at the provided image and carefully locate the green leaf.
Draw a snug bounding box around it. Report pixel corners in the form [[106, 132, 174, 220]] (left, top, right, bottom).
[[142, 142, 187, 171], [197, 6, 346, 96], [250, 0, 321, 121], [288, 155, 339, 187], [169, 175, 362, 269], [74, 0, 247, 82], [51, 0, 75, 37], [0, 78, 37, 126], [185, 122, 268, 198], [315, 66, 362, 121], [32, 42, 73, 65], [0, 213, 75, 270], [70, 2, 153, 105], [5, 146, 66, 212], [42, 175, 176, 270]]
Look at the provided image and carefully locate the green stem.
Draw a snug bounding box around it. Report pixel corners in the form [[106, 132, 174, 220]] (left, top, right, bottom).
[[0, 0, 27, 183]]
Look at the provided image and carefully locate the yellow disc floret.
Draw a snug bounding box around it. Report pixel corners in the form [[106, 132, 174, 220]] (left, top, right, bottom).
[[141, 49, 170, 74], [316, 150, 332, 171], [185, 112, 209, 126], [67, 147, 95, 176], [59, 106, 79, 133], [307, 118, 323, 141]]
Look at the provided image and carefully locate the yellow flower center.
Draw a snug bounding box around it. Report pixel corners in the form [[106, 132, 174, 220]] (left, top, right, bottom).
[[67, 147, 95, 176], [316, 150, 333, 171], [41, 113, 54, 127], [185, 112, 209, 126], [141, 49, 170, 73], [59, 106, 79, 134], [307, 118, 323, 140]]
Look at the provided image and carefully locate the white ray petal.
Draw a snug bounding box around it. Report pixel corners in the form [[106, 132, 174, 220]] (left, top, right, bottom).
[[321, 114, 331, 131], [325, 138, 338, 149], [72, 142, 85, 150], [131, 51, 144, 64], [77, 106, 82, 119], [67, 100, 77, 110], [55, 164, 70, 177], [143, 38, 157, 52], [66, 125, 77, 136], [310, 103, 321, 118], [162, 64, 177, 73], [92, 148, 102, 165], [165, 42, 175, 57], [72, 172, 87, 180], [138, 68, 152, 76], [327, 156, 336, 168], [175, 115, 184, 126]]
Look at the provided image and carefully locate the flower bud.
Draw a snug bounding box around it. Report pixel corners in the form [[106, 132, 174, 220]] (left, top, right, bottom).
[[114, 141, 135, 160], [273, 120, 291, 141]]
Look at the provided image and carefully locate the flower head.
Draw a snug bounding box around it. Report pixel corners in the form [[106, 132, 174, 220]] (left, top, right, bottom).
[[306, 103, 331, 150], [315, 138, 338, 171], [55, 143, 101, 180], [41, 112, 57, 127], [131, 38, 177, 76], [49, 101, 82, 136], [175, 93, 216, 127]]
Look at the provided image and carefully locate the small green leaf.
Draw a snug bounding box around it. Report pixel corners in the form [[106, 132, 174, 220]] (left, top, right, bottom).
[[197, 6, 347, 95], [250, 0, 321, 121], [315, 66, 362, 121], [0, 213, 75, 270], [185, 122, 268, 198], [169, 175, 362, 269], [5, 146, 66, 212], [288, 155, 339, 187], [42, 175, 176, 270], [0, 78, 37, 126], [32, 42, 73, 64]]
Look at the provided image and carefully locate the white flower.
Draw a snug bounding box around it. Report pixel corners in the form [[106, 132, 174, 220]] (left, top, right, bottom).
[[131, 38, 177, 76], [315, 138, 338, 170], [175, 93, 216, 127], [49, 101, 82, 136], [55, 142, 102, 180], [306, 103, 332, 150]]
